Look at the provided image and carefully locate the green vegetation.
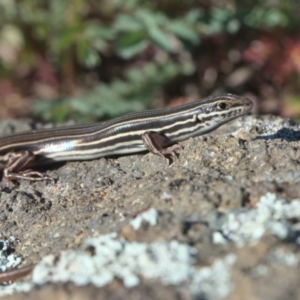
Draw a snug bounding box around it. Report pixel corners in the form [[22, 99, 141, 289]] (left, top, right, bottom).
[[0, 0, 299, 122]]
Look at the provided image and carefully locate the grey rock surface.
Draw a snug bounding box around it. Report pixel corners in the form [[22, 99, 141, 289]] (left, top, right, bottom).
[[0, 114, 300, 300]]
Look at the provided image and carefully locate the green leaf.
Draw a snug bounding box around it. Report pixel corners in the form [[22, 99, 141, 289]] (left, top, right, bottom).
[[34, 100, 70, 123], [169, 21, 199, 45], [148, 26, 172, 52], [207, 20, 224, 34], [77, 41, 100, 68], [116, 31, 145, 48], [57, 25, 82, 50], [84, 22, 113, 52], [91, 39, 109, 52], [185, 9, 204, 23], [126, 67, 146, 82], [210, 8, 234, 21], [51, 103, 71, 123], [115, 14, 143, 31], [226, 19, 240, 33], [181, 61, 195, 75], [85, 22, 115, 40], [116, 31, 148, 58], [264, 8, 288, 27], [244, 6, 288, 29]]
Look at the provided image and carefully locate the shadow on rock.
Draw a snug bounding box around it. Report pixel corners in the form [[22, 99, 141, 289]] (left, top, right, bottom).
[[255, 128, 300, 142]]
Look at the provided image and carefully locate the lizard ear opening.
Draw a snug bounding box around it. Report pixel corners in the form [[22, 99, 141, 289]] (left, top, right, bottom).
[[196, 115, 203, 123]]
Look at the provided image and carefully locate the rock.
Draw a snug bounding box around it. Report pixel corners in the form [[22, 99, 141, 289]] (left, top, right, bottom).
[[0, 114, 299, 299]]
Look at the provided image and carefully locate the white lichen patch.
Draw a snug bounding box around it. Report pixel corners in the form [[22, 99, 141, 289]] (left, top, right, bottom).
[[269, 248, 299, 267], [0, 237, 22, 272], [0, 281, 32, 296], [213, 193, 300, 247], [33, 233, 196, 287], [28, 233, 235, 299], [0, 237, 31, 296], [189, 254, 236, 299], [129, 208, 159, 230]]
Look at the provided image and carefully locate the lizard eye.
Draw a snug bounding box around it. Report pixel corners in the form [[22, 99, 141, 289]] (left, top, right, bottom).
[[217, 102, 229, 110]]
